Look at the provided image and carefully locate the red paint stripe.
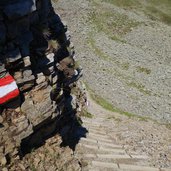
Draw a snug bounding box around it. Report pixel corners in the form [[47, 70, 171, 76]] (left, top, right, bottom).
[[0, 89, 19, 104], [0, 75, 14, 87]]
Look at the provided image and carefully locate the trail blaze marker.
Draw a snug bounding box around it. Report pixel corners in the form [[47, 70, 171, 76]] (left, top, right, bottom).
[[0, 75, 19, 105]]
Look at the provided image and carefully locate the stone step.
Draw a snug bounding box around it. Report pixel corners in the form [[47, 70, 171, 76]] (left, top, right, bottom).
[[80, 138, 123, 149], [80, 157, 149, 169], [84, 153, 149, 162], [119, 164, 159, 171], [87, 133, 117, 144], [88, 129, 108, 136], [125, 150, 147, 156], [84, 154, 131, 159], [86, 135, 114, 143], [91, 161, 118, 170], [98, 154, 130, 159], [98, 141, 123, 149], [130, 154, 148, 160], [83, 120, 109, 125], [88, 132, 110, 139], [83, 121, 110, 128], [86, 127, 108, 133], [114, 158, 148, 167], [82, 117, 106, 121], [160, 168, 171, 171], [88, 169, 116, 171], [80, 144, 126, 154], [80, 138, 98, 144], [83, 123, 105, 128], [82, 118, 101, 123], [90, 161, 160, 171], [84, 121, 112, 127]]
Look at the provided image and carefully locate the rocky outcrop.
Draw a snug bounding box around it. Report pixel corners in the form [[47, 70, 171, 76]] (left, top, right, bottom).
[[0, 0, 86, 170], [0, 79, 87, 170]]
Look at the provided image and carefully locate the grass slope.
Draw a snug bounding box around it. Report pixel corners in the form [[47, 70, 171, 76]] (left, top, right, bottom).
[[104, 0, 171, 25]]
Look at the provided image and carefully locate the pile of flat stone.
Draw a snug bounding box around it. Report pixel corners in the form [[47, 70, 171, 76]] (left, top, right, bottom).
[[0, 0, 86, 170], [0, 79, 87, 170], [0, 0, 75, 93]]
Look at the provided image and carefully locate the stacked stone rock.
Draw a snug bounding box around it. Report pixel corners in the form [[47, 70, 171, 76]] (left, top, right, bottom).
[[0, 0, 76, 94], [0, 0, 85, 170]]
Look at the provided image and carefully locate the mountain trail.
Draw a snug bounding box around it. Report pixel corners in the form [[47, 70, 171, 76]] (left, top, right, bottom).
[[74, 93, 171, 170], [53, 0, 171, 169]]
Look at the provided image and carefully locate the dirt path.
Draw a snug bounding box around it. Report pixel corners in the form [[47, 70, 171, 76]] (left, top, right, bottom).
[[75, 93, 171, 170]]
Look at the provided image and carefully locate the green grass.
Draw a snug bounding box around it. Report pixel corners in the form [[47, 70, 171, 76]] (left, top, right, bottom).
[[107, 116, 122, 122], [105, 0, 141, 8], [87, 35, 110, 60], [88, 6, 140, 41], [105, 66, 152, 96], [136, 66, 151, 75], [127, 81, 151, 95], [85, 82, 171, 125], [81, 110, 93, 118], [85, 39, 152, 96], [85, 39, 153, 96], [101, 0, 171, 25], [165, 123, 171, 130], [89, 89, 151, 122], [93, 89, 171, 124], [121, 62, 130, 70], [30, 165, 37, 171], [88, 88, 135, 118], [84, 82, 150, 121], [144, 5, 171, 25]]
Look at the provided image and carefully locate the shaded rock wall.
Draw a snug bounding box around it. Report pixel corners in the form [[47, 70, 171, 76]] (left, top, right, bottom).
[[0, 0, 87, 170], [0, 80, 87, 170]]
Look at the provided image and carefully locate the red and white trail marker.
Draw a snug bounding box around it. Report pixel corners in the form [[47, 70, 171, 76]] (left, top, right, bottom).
[[0, 75, 20, 105]]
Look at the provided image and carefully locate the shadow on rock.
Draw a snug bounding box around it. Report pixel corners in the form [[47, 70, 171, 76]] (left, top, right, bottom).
[[20, 94, 87, 156], [56, 95, 88, 151]]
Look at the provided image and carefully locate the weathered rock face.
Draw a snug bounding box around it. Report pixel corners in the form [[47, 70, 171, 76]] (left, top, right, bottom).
[[0, 0, 77, 93], [0, 83, 87, 171], [0, 80, 87, 168], [0, 0, 86, 170]]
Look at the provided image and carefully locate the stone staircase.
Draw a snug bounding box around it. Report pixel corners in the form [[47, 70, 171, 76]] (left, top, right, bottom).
[[75, 100, 170, 171]]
